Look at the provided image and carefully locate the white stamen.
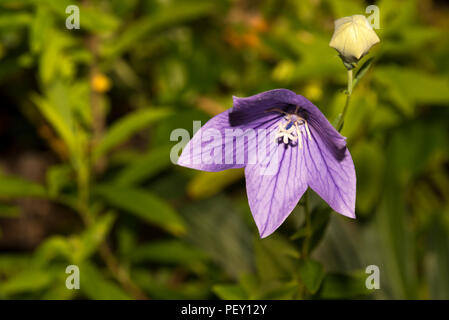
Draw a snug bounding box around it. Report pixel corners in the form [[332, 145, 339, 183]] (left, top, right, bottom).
[[295, 122, 302, 149], [304, 121, 312, 141], [275, 113, 312, 147]]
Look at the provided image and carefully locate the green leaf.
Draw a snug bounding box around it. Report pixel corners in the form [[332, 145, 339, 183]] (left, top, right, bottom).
[[46, 164, 72, 197], [271, 33, 342, 82], [255, 235, 299, 282], [94, 184, 186, 236], [213, 284, 248, 300], [34, 212, 115, 265], [426, 212, 449, 299], [290, 205, 331, 244], [79, 262, 131, 300], [374, 66, 449, 115], [255, 280, 299, 299], [351, 142, 385, 214], [325, 0, 364, 18], [318, 272, 370, 299], [76, 5, 120, 33], [101, 1, 217, 58], [375, 125, 426, 298], [33, 236, 73, 266], [0, 12, 32, 28], [0, 254, 31, 275], [93, 108, 172, 161], [187, 169, 244, 199], [129, 240, 207, 265], [0, 203, 19, 217], [113, 145, 172, 187], [0, 269, 53, 296], [42, 281, 77, 300], [0, 0, 35, 8], [298, 259, 325, 294], [353, 58, 374, 89], [117, 225, 138, 260], [31, 93, 76, 154], [133, 268, 209, 299], [29, 6, 52, 53], [181, 195, 254, 278], [74, 212, 117, 262], [0, 175, 47, 198], [37, 31, 76, 85], [39, 0, 119, 34]]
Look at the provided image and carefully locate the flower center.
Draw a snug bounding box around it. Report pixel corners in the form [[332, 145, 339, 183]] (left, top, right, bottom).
[[267, 106, 312, 148]]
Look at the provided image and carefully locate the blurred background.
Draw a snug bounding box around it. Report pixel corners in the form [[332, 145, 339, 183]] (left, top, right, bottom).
[[0, 0, 449, 300]]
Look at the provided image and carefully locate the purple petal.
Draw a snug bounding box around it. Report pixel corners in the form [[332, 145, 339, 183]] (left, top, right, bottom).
[[245, 140, 308, 238], [296, 95, 347, 161], [230, 89, 299, 127], [231, 90, 346, 161], [303, 125, 356, 218], [177, 109, 279, 171]]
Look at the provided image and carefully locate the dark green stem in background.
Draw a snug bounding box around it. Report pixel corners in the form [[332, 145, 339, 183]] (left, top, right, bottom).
[[336, 69, 353, 132], [75, 159, 147, 300], [71, 23, 148, 299], [301, 191, 311, 258], [87, 34, 107, 174]]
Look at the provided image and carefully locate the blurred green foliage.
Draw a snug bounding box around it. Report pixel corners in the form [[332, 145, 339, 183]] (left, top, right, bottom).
[[0, 0, 449, 300]]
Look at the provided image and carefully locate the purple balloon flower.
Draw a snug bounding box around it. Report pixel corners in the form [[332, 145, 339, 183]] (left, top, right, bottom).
[[178, 89, 356, 238]]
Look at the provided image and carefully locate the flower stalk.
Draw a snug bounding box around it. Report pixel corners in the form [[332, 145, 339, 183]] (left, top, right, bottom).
[[301, 191, 311, 258], [336, 69, 353, 132], [297, 12, 382, 264]]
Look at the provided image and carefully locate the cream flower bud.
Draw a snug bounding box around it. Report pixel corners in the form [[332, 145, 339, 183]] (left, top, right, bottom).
[[329, 15, 380, 68]]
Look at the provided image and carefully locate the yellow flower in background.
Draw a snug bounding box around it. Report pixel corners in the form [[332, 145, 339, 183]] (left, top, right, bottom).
[[304, 82, 323, 101], [91, 73, 111, 93], [329, 15, 380, 68]]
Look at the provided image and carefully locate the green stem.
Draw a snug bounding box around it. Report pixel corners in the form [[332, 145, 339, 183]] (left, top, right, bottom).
[[336, 69, 353, 132], [76, 162, 91, 222], [75, 153, 147, 299], [297, 67, 354, 298], [296, 191, 311, 299], [301, 190, 311, 258]]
